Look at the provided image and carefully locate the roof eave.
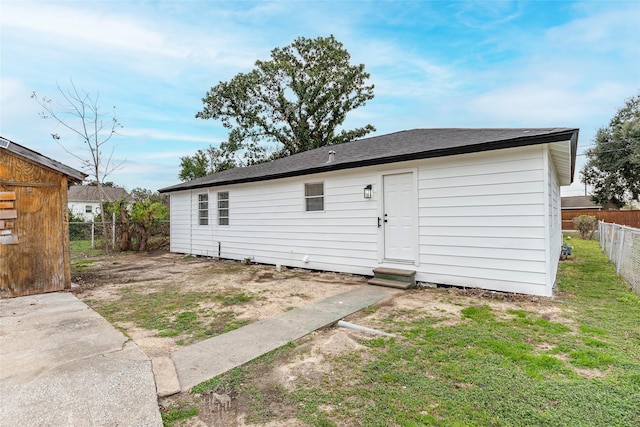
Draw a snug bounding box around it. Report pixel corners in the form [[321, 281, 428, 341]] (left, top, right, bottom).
[[159, 129, 579, 193]]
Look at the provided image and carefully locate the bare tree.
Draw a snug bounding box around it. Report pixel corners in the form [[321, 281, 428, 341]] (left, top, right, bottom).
[[31, 80, 124, 252]]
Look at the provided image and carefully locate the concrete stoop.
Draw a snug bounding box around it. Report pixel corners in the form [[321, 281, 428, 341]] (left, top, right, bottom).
[[368, 267, 416, 290]]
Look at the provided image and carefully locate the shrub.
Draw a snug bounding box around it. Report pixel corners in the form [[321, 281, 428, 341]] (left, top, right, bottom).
[[573, 215, 598, 239]]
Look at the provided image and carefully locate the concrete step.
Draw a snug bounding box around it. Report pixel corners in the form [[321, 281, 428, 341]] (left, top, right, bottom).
[[372, 267, 416, 287], [368, 277, 413, 290], [152, 356, 181, 397]]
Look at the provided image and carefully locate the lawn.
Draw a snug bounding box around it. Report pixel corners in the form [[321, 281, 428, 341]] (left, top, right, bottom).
[[167, 238, 640, 426]]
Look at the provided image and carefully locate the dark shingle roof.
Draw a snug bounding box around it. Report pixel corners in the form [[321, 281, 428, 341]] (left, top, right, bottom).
[[68, 185, 132, 202], [1, 136, 86, 183], [159, 128, 578, 193], [561, 196, 601, 209]]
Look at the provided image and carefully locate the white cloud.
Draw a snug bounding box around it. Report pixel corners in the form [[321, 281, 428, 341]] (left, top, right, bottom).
[[2, 2, 183, 58], [121, 127, 218, 144]]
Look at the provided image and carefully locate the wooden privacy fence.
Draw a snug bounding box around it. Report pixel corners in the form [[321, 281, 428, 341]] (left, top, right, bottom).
[[562, 210, 640, 230]]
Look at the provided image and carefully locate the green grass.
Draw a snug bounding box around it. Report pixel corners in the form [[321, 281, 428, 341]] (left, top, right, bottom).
[[161, 402, 198, 427], [72, 259, 96, 272], [204, 238, 640, 426], [86, 288, 253, 345], [69, 240, 104, 259]]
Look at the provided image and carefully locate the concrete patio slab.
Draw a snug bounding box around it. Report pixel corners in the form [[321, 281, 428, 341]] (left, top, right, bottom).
[[0, 292, 162, 427]]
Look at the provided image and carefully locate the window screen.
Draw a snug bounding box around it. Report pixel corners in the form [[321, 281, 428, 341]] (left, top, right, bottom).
[[305, 183, 324, 211], [198, 193, 208, 225], [218, 192, 229, 226]]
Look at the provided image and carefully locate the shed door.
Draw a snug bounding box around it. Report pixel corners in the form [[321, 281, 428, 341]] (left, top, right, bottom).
[[383, 173, 415, 261], [0, 184, 67, 297]]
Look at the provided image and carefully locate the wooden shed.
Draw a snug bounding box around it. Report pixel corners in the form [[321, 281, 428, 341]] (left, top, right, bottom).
[[0, 137, 86, 297]]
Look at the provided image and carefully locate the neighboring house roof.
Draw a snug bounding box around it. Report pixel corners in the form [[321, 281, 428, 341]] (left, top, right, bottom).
[[561, 196, 602, 210], [68, 185, 132, 202], [159, 128, 578, 193], [561, 195, 619, 211], [0, 136, 86, 183]]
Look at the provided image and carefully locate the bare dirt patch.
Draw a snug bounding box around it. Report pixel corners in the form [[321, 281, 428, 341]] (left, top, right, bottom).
[[341, 286, 572, 332], [73, 251, 366, 359]]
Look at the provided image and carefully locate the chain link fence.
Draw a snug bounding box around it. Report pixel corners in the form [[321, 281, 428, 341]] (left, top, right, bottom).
[[599, 221, 640, 295], [69, 220, 169, 251]]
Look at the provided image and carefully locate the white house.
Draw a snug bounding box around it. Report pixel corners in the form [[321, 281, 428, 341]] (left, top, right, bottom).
[[159, 128, 578, 297], [68, 185, 132, 221]]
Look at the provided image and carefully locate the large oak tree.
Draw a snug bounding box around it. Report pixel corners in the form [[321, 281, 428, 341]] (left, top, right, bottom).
[[194, 35, 375, 168]]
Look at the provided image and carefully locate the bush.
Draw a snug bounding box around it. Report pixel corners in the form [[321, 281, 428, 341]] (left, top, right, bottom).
[[573, 215, 598, 240]]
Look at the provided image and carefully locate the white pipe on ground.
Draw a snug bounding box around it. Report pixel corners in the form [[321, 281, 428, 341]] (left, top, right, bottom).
[[337, 320, 395, 337]]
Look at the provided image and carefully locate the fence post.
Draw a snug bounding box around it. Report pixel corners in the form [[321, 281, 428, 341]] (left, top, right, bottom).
[[609, 223, 616, 260], [599, 221, 603, 247], [616, 227, 626, 275], [112, 212, 116, 250], [91, 221, 95, 249]]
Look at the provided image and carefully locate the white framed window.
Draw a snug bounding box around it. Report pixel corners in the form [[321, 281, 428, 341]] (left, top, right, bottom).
[[198, 193, 208, 226], [85, 205, 92, 214], [218, 192, 229, 226], [305, 182, 324, 212]]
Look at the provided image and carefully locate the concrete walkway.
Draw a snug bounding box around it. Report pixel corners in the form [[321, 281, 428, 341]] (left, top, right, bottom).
[[0, 292, 162, 427], [170, 285, 398, 392]]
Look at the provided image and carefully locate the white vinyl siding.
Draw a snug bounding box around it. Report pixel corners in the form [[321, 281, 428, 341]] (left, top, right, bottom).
[[169, 142, 569, 297], [187, 171, 378, 272], [546, 147, 563, 289], [416, 145, 553, 296], [169, 191, 191, 253]]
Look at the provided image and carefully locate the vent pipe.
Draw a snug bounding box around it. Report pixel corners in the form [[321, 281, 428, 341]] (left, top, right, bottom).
[[327, 150, 336, 163]]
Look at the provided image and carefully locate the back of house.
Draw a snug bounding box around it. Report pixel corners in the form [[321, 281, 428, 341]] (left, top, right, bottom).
[[160, 128, 578, 297]]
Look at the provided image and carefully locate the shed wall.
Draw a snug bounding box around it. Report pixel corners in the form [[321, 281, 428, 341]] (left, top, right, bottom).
[[0, 150, 70, 297]]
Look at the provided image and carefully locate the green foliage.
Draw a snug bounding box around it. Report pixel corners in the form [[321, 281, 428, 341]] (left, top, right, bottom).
[[573, 214, 598, 239], [110, 188, 168, 252], [178, 145, 240, 181], [161, 403, 198, 426], [195, 35, 375, 168], [179, 149, 210, 181], [581, 92, 640, 207], [190, 366, 244, 394]]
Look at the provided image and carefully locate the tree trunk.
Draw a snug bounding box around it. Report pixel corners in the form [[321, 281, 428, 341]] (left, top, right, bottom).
[[118, 203, 130, 251], [96, 179, 110, 254], [138, 224, 149, 252]]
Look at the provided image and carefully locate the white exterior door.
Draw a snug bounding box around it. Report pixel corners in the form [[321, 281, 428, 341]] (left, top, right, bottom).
[[383, 172, 415, 261]]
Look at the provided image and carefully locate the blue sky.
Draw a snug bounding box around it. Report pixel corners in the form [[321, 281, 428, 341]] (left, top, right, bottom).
[[1, 1, 639, 195]]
